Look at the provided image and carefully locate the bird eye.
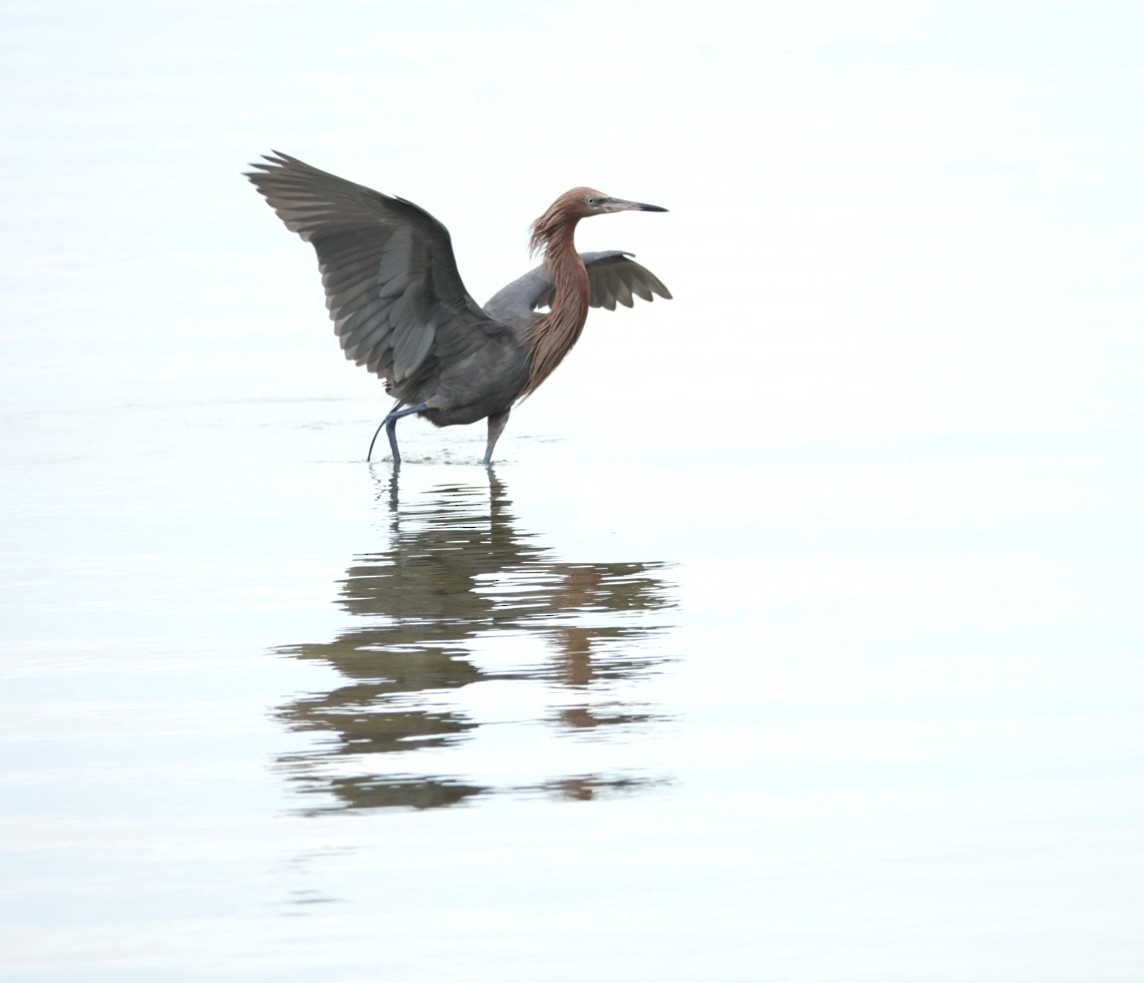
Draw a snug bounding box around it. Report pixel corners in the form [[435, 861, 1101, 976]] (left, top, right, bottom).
[[585, 196, 597, 205]]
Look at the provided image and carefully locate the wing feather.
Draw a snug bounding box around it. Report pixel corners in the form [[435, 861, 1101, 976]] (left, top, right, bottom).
[[324, 258, 390, 311], [321, 254, 379, 292], [247, 152, 496, 396], [335, 296, 389, 342], [344, 318, 394, 364], [482, 250, 671, 324]]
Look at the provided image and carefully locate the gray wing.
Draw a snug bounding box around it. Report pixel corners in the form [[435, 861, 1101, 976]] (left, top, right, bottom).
[[483, 251, 672, 325], [246, 151, 498, 390]]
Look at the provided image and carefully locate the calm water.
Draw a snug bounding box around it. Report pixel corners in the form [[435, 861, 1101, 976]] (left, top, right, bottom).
[[3, 2, 1144, 979], [3, 393, 1141, 981], [274, 469, 678, 811]]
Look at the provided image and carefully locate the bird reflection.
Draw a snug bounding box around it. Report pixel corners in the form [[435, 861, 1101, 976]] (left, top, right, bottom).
[[273, 469, 676, 812]]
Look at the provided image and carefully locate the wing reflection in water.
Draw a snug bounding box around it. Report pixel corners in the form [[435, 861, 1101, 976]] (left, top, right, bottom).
[[273, 470, 677, 812]]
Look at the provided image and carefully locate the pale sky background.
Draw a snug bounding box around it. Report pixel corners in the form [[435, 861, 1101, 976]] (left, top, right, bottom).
[[2, 0, 1141, 459]]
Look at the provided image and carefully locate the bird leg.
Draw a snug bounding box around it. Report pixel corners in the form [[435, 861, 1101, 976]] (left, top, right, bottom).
[[367, 402, 428, 464], [483, 410, 511, 467]]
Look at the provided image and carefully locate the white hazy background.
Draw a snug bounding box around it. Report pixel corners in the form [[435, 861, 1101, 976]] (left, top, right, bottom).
[[4, 0, 1140, 457]]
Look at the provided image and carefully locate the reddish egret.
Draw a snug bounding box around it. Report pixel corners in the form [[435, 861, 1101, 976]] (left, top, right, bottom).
[[246, 152, 670, 465]]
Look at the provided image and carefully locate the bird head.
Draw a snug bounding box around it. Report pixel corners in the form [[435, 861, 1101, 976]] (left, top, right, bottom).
[[559, 187, 668, 218], [530, 187, 667, 255]]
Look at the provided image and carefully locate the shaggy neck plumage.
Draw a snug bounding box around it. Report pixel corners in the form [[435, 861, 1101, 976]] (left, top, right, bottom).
[[522, 221, 590, 397]]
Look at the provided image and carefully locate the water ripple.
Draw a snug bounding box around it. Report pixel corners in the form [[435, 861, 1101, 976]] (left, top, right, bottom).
[[273, 470, 677, 812]]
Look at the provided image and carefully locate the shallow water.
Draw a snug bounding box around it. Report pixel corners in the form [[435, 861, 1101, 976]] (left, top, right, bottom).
[[273, 470, 678, 811], [3, 392, 1142, 981]]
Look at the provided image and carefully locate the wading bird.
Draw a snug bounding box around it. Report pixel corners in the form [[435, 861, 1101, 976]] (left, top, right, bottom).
[[246, 152, 670, 465]]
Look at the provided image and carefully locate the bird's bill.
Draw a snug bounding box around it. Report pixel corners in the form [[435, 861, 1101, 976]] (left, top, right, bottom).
[[603, 197, 668, 213]]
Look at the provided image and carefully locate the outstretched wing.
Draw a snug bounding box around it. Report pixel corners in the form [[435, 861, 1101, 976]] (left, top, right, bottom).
[[580, 251, 673, 311], [246, 151, 495, 389], [483, 250, 672, 326]]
